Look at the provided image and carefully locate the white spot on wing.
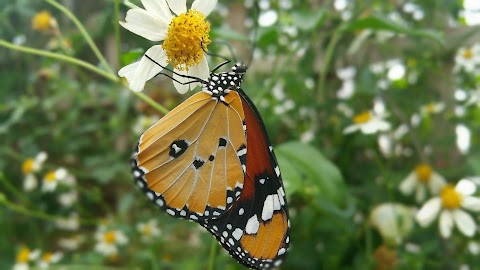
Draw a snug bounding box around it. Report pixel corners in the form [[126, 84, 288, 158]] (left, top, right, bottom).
[[232, 228, 243, 240], [239, 208, 244, 215], [262, 195, 274, 221], [274, 166, 280, 176], [237, 148, 247, 156], [278, 248, 286, 255], [273, 195, 281, 210], [245, 215, 260, 234]]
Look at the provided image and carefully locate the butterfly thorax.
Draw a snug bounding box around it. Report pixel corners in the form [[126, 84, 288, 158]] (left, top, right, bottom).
[[203, 64, 247, 102]]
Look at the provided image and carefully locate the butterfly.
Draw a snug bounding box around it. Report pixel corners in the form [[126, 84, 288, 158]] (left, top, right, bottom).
[[130, 63, 290, 269]]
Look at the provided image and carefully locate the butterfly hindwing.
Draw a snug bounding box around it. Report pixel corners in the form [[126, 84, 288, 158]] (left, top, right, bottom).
[[132, 90, 246, 221], [200, 84, 290, 270]]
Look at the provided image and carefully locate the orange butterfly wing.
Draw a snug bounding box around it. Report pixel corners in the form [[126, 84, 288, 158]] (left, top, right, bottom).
[[131, 90, 247, 221]]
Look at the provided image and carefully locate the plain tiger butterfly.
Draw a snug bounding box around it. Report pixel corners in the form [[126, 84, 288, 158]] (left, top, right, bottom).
[[130, 63, 290, 269]]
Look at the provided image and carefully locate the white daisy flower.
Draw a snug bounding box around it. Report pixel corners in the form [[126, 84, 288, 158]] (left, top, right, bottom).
[[21, 152, 47, 192], [369, 203, 413, 245], [41, 167, 67, 192], [454, 44, 480, 72], [118, 0, 217, 93], [343, 111, 390, 135], [38, 252, 62, 269], [137, 219, 162, 242], [399, 163, 446, 202], [57, 190, 78, 208], [58, 235, 85, 251], [416, 179, 480, 238], [420, 102, 445, 115], [13, 246, 40, 270], [94, 229, 129, 256], [55, 212, 80, 231]]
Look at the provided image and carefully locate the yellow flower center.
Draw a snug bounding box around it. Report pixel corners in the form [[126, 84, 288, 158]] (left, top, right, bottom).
[[424, 103, 436, 113], [141, 225, 153, 236], [32, 11, 52, 31], [162, 9, 211, 71], [463, 49, 473, 60], [42, 252, 53, 263], [22, 159, 35, 174], [16, 247, 31, 263], [415, 164, 432, 183], [353, 111, 372, 124], [440, 184, 462, 209], [103, 231, 117, 244], [44, 171, 57, 183]]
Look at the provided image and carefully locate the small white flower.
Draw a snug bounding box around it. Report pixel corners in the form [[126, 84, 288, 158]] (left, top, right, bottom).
[[21, 152, 48, 191], [57, 191, 78, 208], [41, 167, 67, 192], [132, 115, 160, 135], [38, 252, 62, 269], [468, 241, 480, 255], [416, 179, 480, 238], [137, 219, 162, 242], [13, 247, 40, 270], [95, 229, 129, 256], [343, 111, 390, 135], [369, 203, 414, 245], [399, 164, 446, 202], [336, 66, 356, 100], [118, 0, 217, 93], [420, 102, 445, 115], [55, 212, 80, 231], [454, 44, 480, 72], [58, 235, 85, 251]]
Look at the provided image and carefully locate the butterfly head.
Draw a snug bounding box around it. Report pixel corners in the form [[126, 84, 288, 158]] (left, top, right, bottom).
[[204, 63, 248, 99]]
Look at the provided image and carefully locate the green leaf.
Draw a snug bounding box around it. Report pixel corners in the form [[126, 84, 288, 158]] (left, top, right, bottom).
[[121, 48, 144, 66], [291, 9, 327, 31], [211, 27, 249, 42], [346, 16, 445, 45], [276, 141, 348, 206]]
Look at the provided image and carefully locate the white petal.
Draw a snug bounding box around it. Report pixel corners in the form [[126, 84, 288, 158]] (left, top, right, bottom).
[[414, 184, 426, 203], [188, 56, 209, 83], [119, 46, 167, 92], [416, 197, 441, 227], [172, 69, 195, 94], [439, 210, 453, 238], [343, 124, 359, 134], [120, 9, 168, 41], [456, 179, 476, 196], [399, 173, 416, 195], [462, 196, 480, 212], [428, 173, 446, 195], [141, 0, 172, 22], [166, 0, 187, 15], [192, 0, 217, 16], [453, 209, 476, 237]]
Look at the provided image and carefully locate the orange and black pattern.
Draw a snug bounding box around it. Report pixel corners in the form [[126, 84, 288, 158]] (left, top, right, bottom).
[[131, 64, 290, 269]]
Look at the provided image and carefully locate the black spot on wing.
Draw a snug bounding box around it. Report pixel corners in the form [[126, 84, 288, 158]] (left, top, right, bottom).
[[169, 140, 188, 158], [193, 158, 205, 169], [219, 137, 227, 147]]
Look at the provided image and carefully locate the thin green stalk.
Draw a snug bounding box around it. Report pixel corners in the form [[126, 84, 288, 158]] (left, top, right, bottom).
[[114, 0, 121, 67], [316, 25, 346, 101], [0, 194, 98, 225], [207, 237, 218, 270], [0, 173, 26, 203], [131, 91, 169, 115], [0, 40, 118, 82], [45, 0, 114, 75]]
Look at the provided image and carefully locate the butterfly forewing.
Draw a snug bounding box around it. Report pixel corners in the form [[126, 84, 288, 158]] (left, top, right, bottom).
[[132, 90, 247, 221], [201, 87, 290, 270]]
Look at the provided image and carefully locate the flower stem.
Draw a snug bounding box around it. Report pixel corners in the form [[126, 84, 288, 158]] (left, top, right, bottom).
[[45, 0, 115, 75], [0, 40, 118, 82], [0, 173, 26, 203], [207, 237, 218, 270], [114, 0, 122, 67], [0, 193, 98, 225], [316, 24, 346, 101]]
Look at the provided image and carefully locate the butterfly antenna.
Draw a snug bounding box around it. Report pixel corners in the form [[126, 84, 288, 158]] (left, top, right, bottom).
[[145, 55, 207, 85]]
